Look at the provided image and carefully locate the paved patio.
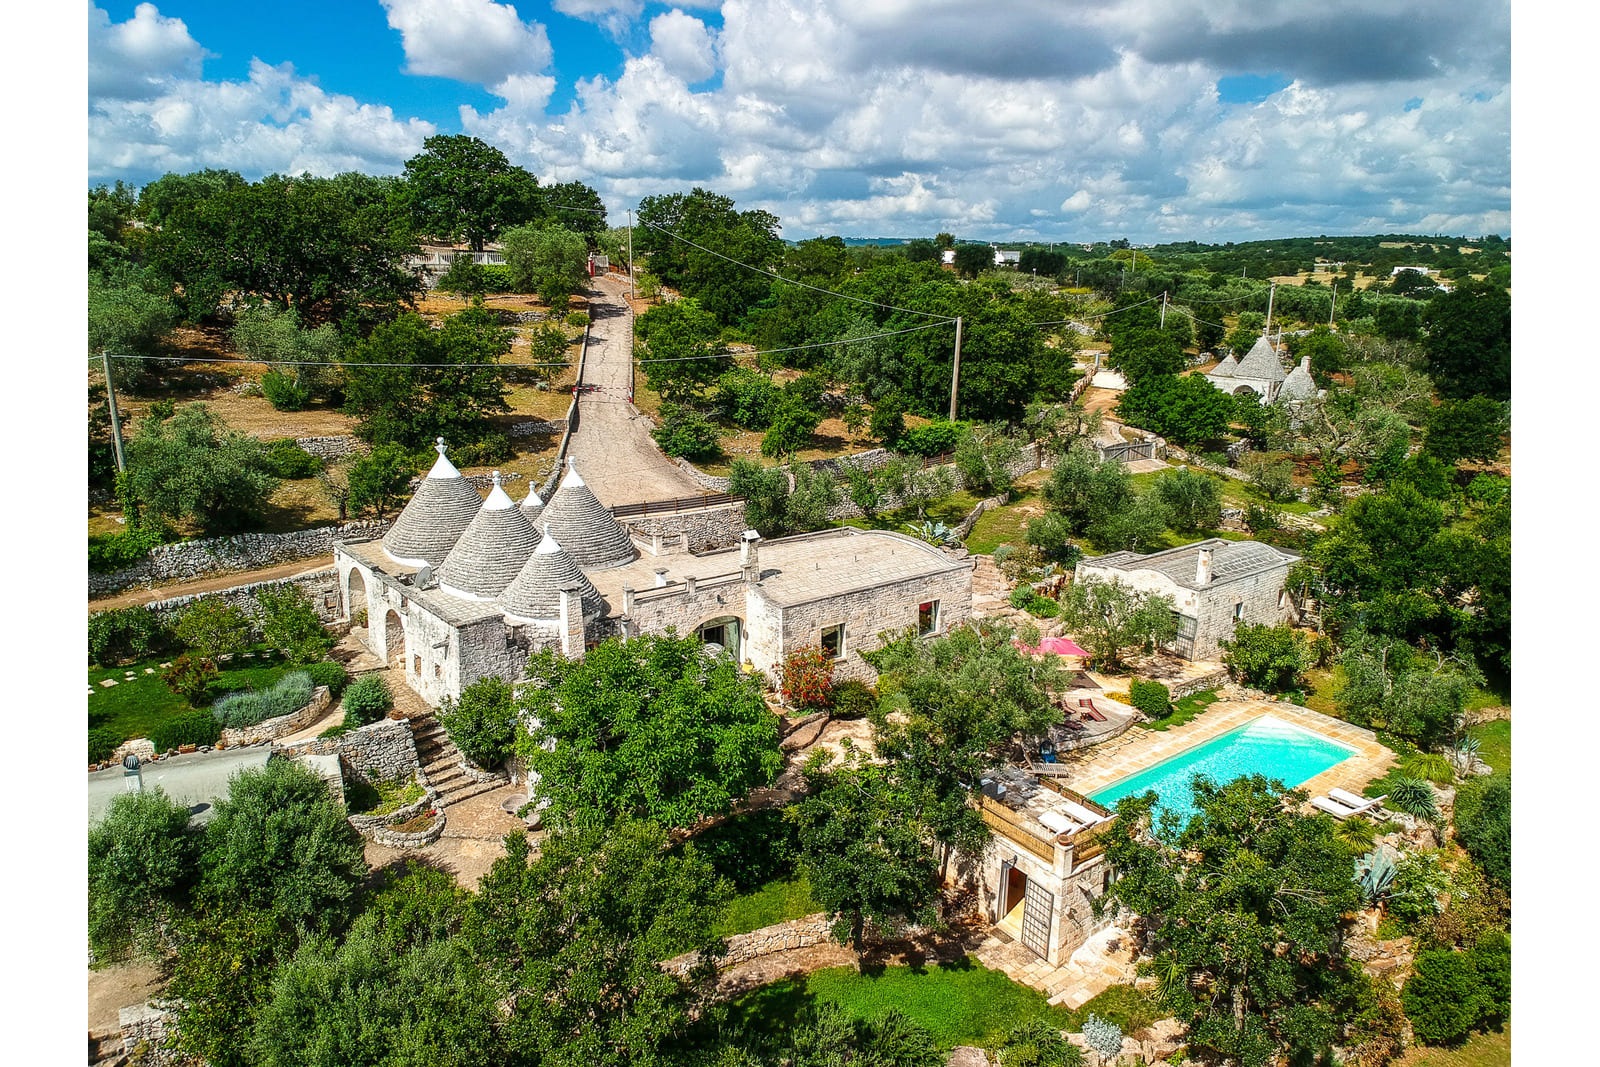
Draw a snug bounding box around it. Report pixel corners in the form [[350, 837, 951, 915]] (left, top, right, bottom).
[[1053, 696, 1396, 805], [972, 924, 1138, 1009]]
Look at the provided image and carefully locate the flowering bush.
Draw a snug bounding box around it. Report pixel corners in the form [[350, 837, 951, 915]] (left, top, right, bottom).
[[781, 645, 835, 711]]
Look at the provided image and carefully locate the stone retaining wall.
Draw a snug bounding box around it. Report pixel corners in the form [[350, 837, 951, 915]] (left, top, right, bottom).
[[119, 1002, 180, 1065], [953, 494, 1007, 541], [276, 717, 419, 782], [89, 521, 390, 595], [621, 504, 748, 553], [1163, 668, 1231, 701], [133, 569, 345, 626], [509, 418, 567, 437], [347, 770, 440, 833], [664, 913, 832, 976], [369, 810, 446, 848], [219, 685, 331, 746], [294, 434, 366, 459]]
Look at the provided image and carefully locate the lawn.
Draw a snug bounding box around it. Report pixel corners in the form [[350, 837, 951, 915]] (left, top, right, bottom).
[[88, 650, 299, 747], [1128, 468, 1320, 517], [1362, 718, 1510, 800], [712, 874, 822, 939], [1395, 1026, 1509, 1067], [964, 492, 1044, 555], [727, 958, 1074, 1050], [835, 490, 982, 534]]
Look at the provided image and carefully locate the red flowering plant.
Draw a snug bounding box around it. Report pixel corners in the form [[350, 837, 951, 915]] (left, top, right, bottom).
[[781, 645, 835, 712]]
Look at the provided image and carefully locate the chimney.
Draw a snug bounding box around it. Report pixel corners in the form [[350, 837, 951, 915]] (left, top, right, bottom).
[[622, 584, 635, 614], [741, 530, 761, 582], [1299, 354, 1311, 372], [654, 567, 669, 588], [558, 583, 585, 659], [1195, 548, 1213, 586]]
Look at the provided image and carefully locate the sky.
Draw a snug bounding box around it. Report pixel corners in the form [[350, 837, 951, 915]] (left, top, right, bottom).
[[86, 0, 1511, 243]]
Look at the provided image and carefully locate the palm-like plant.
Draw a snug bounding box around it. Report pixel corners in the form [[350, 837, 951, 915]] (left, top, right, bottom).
[[904, 520, 956, 546], [1402, 752, 1455, 785], [1385, 776, 1440, 823]]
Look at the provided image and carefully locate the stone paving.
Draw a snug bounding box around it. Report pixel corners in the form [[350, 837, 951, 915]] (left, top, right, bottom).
[[971, 924, 1138, 1009]]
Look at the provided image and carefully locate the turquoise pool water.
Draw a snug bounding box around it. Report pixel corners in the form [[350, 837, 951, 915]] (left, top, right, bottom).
[[1090, 716, 1355, 831]]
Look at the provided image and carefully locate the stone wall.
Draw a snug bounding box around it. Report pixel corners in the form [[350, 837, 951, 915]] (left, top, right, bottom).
[[119, 1002, 179, 1065], [219, 685, 331, 746], [664, 913, 832, 977], [347, 770, 439, 833], [136, 568, 345, 626], [674, 456, 730, 493], [620, 503, 747, 553], [627, 574, 749, 648], [369, 810, 447, 848], [294, 434, 366, 459], [89, 520, 390, 595], [1163, 667, 1230, 701], [276, 717, 419, 783], [509, 418, 566, 437]]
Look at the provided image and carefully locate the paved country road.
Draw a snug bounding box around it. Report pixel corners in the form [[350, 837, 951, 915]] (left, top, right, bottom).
[[565, 276, 708, 508]]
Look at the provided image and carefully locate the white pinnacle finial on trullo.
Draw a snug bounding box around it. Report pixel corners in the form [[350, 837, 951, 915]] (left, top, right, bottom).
[[491, 470, 503, 488], [436, 437, 447, 457]]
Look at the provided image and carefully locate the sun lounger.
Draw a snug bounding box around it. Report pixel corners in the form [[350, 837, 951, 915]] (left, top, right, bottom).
[[1077, 699, 1108, 723], [1329, 788, 1384, 813], [1311, 796, 1358, 819], [1057, 797, 1109, 826]]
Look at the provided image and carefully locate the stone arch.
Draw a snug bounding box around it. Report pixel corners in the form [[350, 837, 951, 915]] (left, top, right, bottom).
[[384, 608, 404, 666], [346, 569, 368, 624], [695, 615, 744, 661], [1231, 384, 1259, 397]]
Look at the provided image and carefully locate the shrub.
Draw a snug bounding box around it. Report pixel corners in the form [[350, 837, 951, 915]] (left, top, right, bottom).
[[1403, 949, 1489, 1045], [174, 597, 254, 661], [88, 789, 201, 962], [342, 674, 393, 725], [869, 394, 907, 446], [260, 371, 311, 412], [257, 584, 334, 665], [1129, 679, 1172, 719], [682, 807, 801, 891], [565, 311, 590, 327], [713, 368, 780, 430], [438, 676, 517, 769], [452, 433, 514, 467], [652, 403, 723, 460], [898, 420, 966, 457], [162, 654, 219, 705], [1456, 777, 1509, 890], [1387, 851, 1450, 931], [304, 660, 349, 698], [1009, 586, 1038, 610], [1008, 586, 1058, 618], [211, 671, 315, 729], [262, 439, 321, 479], [88, 527, 164, 573], [832, 679, 879, 719], [992, 543, 1015, 564], [781, 645, 835, 711], [1467, 931, 1510, 1025], [1385, 777, 1440, 823], [89, 727, 121, 765], [1000, 1019, 1084, 1067], [1081, 1014, 1124, 1061], [1219, 623, 1316, 693], [479, 264, 515, 292], [151, 709, 223, 752], [89, 607, 176, 665]]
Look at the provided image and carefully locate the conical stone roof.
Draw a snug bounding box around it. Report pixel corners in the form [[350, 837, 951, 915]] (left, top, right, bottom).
[[438, 472, 543, 599], [382, 439, 484, 568], [537, 463, 636, 570], [1277, 356, 1316, 403], [1209, 352, 1238, 378], [498, 528, 605, 623], [1233, 335, 1287, 382], [520, 484, 546, 526]]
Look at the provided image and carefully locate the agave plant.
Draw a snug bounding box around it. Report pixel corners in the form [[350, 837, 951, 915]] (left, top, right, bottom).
[[1385, 777, 1441, 823], [904, 520, 957, 546], [1354, 848, 1397, 906], [1454, 735, 1482, 762]]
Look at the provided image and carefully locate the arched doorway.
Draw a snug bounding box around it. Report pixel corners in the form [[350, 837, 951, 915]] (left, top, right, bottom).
[[1231, 384, 1259, 398], [697, 616, 742, 661], [346, 569, 367, 624], [384, 609, 404, 669]]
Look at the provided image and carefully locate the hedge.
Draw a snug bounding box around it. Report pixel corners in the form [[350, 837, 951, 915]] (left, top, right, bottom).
[[151, 710, 223, 752], [1129, 679, 1172, 719]]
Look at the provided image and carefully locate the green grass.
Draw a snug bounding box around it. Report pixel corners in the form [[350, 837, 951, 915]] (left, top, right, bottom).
[[1059, 984, 1163, 1033], [88, 650, 297, 747], [1128, 469, 1320, 516], [728, 958, 1074, 1051], [346, 776, 424, 816], [713, 874, 822, 938], [964, 493, 1042, 555], [1139, 688, 1220, 732], [1395, 1026, 1509, 1067], [1362, 719, 1511, 800], [835, 490, 981, 534]]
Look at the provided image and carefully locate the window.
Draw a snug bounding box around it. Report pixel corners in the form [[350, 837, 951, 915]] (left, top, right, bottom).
[[413, 654, 422, 674], [820, 623, 845, 660], [918, 600, 940, 636], [434, 663, 442, 679], [1233, 602, 1245, 621]]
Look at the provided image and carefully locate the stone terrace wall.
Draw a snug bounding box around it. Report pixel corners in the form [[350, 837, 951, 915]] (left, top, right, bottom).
[[89, 520, 390, 595], [509, 418, 566, 437], [119, 1003, 180, 1065], [219, 686, 330, 746], [135, 569, 344, 625], [1165, 667, 1230, 701], [621, 503, 747, 553], [664, 913, 831, 977], [276, 717, 418, 783], [294, 434, 366, 459]]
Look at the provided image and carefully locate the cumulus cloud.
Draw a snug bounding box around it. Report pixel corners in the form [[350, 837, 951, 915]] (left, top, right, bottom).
[[553, 0, 644, 39], [381, 0, 555, 106], [89, 1, 207, 100], [649, 10, 717, 83]]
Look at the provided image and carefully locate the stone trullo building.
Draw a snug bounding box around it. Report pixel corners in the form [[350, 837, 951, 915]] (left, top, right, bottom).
[[1075, 538, 1300, 661], [336, 441, 974, 705]]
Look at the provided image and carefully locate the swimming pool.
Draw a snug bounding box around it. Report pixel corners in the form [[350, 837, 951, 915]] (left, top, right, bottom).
[[1090, 716, 1355, 831]]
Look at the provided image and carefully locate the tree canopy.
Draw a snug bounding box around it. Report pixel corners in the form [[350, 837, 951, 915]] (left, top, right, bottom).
[[1056, 574, 1178, 671], [402, 134, 541, 251], [517, 632, 784, 829], [126, 404, 279, 535]]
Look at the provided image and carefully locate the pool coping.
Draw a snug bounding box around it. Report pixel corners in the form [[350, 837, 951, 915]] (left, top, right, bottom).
[[1053, 698, 1397, 810]]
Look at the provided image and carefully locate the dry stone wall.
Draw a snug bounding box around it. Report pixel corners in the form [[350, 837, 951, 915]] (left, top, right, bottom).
[[134, 569, 345, 626], [509, 418, 566, 437], [219, 686, 330, 746], [89, 520, 390, 595], [294, 434, 366, 459], [119, 1003, 179, 1065], [664, 913, 831, 976], [276, 717, 419, 783], [620, 504, 747, 552]]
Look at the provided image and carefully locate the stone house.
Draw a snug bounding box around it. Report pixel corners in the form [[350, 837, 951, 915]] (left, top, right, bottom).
[[1074, 538, 1300, 661], [974, 765, 1117, 963], [335, 443, 974, 704], [1206, 333, 1288, 402]]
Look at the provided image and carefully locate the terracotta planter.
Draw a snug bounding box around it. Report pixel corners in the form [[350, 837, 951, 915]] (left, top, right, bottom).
[[215, 739, 227, 750], [388, 708, 407, 720], [179, 744, 197, 754]]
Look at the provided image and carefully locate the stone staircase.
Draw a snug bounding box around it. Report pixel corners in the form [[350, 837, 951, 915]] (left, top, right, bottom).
[[970, 554, 1011, 617], [409, 714, 510, 809]]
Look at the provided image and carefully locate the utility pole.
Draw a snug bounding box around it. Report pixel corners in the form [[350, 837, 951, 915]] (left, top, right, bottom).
[[1264, 281, 1276, 340], [948, 317, 964, 421], [1160, 290, 1168, 329], [626, 209, 635, 299], [101, 350, 126, 474], [1328, 279, 1338, 328]]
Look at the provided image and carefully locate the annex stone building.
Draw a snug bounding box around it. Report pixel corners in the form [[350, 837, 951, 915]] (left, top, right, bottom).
[[1075, 538, 1300, 660], [335, 441, 974, 705]]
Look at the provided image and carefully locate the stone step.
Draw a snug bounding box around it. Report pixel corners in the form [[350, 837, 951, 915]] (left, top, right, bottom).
[[435, 777, 506, 808]]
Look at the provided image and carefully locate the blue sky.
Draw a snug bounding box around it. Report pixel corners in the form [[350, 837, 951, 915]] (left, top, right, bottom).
[[87, 1, 1511, 242]]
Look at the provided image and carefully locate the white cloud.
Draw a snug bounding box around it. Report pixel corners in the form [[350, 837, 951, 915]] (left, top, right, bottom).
[[88, 1, 206, 100], [380, 0, 554, 104], [649, 10, 717, 84], [552, 0, 644, 38]]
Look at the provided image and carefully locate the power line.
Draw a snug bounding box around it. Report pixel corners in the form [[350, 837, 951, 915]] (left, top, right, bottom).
[[635, 218, 958, 324]]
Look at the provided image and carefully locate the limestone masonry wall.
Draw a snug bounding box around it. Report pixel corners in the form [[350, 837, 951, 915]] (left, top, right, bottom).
[[132, 568, 346, 626], [276, 717, 418, 783], [664, 913, 831, 976], [293, 434, 366, 459], [620, 504, 747, 552], [509, 418, 567, 437], [777, 565, 973, 685], [1164, 667, 1231, 700], [119, 1002, 179, 1065], [89, 520, 390, 595], [220, 685, 331, 746]]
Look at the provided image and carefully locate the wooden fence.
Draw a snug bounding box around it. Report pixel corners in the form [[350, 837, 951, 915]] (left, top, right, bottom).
[[610, 493, 743, 519]]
